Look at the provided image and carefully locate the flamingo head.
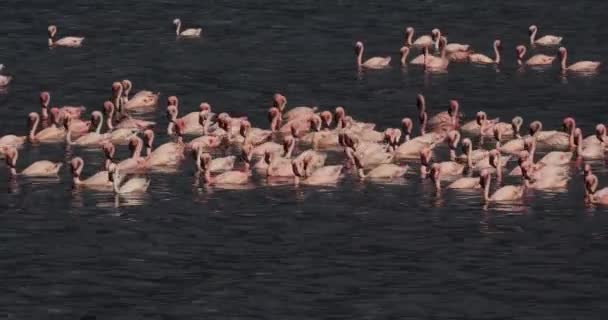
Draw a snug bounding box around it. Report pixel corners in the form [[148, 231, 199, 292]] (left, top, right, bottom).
[[320, 111, 333, 128], [558, 47, 567, 57], [419, 147, 432, 165], [103, 101, 115, 117], [562, 117, 576, 133], [585, 174, 599, 194], [272, 93, 287, 111], [102, 142, 116, 159], [529, 121, 542, 136], [199, 102, 212, 112], [167, 95, 179, 107], [494, 40, 502, 50], [431, 28, 441, 41], [166, 105, 178, 121], [121, 79, 132, 92], [476, 111, 487, 126], [239, 120, 251, 137], [111, 82, 122, 95], [39, 91, 50, 106], [27, 112, 39, 126], [2, 146, 17, 166], [448, 100, 460, 117], [516, 45, 526, 58], [354, 41, 363, 54], [399, 46, 409, 55], [596, 124, 606, 141], [309, 115, 322, 132], [405, 27, 414, 35], [47, 25, 57, 37], [91, 111, 103, 124], [447, 130, 460, 149], [334, 106, 346, 123], [401, 118, 413, 135], [528, 25, 537, 35], [173, 18, 181, 25]]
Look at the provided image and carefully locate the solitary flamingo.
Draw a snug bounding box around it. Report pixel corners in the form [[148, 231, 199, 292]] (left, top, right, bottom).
[[173, 18, 202, 37], [528, 25, 562, 46], [47, 25, 84, 47], [558, 47, 601, 73], [354, 41, 391, 69]]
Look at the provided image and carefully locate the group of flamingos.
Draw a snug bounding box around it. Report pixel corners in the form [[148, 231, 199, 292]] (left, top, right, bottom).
[[0, 22, 605, 206], [0, 79, 607, 206], [355, 25, 601, 73]]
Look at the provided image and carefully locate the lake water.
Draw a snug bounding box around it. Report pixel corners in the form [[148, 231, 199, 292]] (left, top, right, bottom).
[[1, 0, 608, 318]]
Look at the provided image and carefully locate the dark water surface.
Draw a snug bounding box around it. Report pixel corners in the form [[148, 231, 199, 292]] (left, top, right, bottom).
[[1, 0, 608, 318]]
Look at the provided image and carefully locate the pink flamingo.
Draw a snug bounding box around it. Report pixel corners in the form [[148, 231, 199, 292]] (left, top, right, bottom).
[[27, 112, 65, 143], [3, 145, 62, 177], [516, 45, 555, 66], [469, 40, 502, 64], [479, 169, 524, 203], [166, 96, 204, 135], [430, 163, 481, 190], [39, 91, 85, 121], [199, 152, 249, 185], [120, 79, 160, 110], [354, 41, 391, 69], [418, 94, 461, 134], [585, 174, 608, 205], [70, 157, 111, 187], [528, 25, 562, 46], [47, 25, 84, 47], [558, 47, 601, 73], [103, 101, 155, 131], [405, 27, 435, 48], [272, 93, 318, 122], [346, 147, 407, 180]]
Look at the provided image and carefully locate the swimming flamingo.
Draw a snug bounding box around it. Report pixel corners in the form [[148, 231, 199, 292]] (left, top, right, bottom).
[[418, 95, 460, 134], [192, 144, 235, 173], [107, 163, 150, 194], [354, 41, 391, 69], [516, 45, 556, 66], [173, 18, 202, 37], [346, 147, 407, 180], [27, 112, 65, 143], [2, 145, 62, 177], [143, 122, 186, 167], [0, 132, 26, 150], [583, 124, 606, 148], [420, 147, 464, 178], [437, 36, 470, 53], [574, 128, 604, 160], [292, 158, 343, 185], [102, 138, 146, 172], [399, 46, 410, 66], [47, 25, 84, 47], [429, 163, 481, 190], [166, 96, 204, 135], [520, 161, 570, 190], [104, 101, 155, 130], [64, 112, 110, 146], [585, 174, 608, 205], [405, 27, 434, 48], [199, 152, 249, 185], [39, 91, 85, 121], [532, 118, 576, 150], [70, 157, 111, 188], [525, 137, 573, 166], [558, 47, 601, 73], [120, 79, 160, 110], [272, 93, 318, 122], [240, 120, 272, 146], [528, 25, 562, 46], [479, 169, 524, 203], [469, 40, 502, 64], [423, 45, 449, 71]]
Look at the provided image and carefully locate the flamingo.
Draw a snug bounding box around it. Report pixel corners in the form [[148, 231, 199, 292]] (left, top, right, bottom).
[[107, 163, 150, 194], [64, 112, 110, 146], [528, 25, 562, 46], [166, 96, 204, 135], [574, 128, 604, 160], [191, 144, 235, 174], [420, 147, 464, 178], [103, 101, 155, 130], [354, 41, 391, 69], [405, 27, 435, 48], [70, 157, 111, 187], [39, 91, 85, 121], [469, 40, 502, 64], [0, 64, 12, 87], [558, 47, 601, 73], [516, 45, 556, 66], [585, 174, 608, 205], [520, 161, 570, 190], [2, 145, 62, 177], [27, 112, 65, 143], [479, 169, 524, 203], [47, 25, 84, 47], [418, 94, 460, 134], [272, 93, 318, 122], [292, 158, 343, 185], [173, 18, 202, 37], [143, 122, 186, 167], [429, 163, 481, 190], [346, 147, 407, 180], [199, 152, 249, 185], [120, 79, 159, 110]]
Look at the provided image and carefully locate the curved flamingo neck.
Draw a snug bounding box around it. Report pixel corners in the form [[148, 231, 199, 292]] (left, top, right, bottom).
[[29, 116, 39, 142], [95, 116, 103, 134], [356, 47, 363, 66], [517, 47, 526, 65], [400, 49, 409, 66], [529, 29, 537, 44], [175, 21, 181, 36], [406, 30, 413, 46], [419, 112, 428, 135], [493, 43, 501, 64], [560, 51, 567, 70]]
